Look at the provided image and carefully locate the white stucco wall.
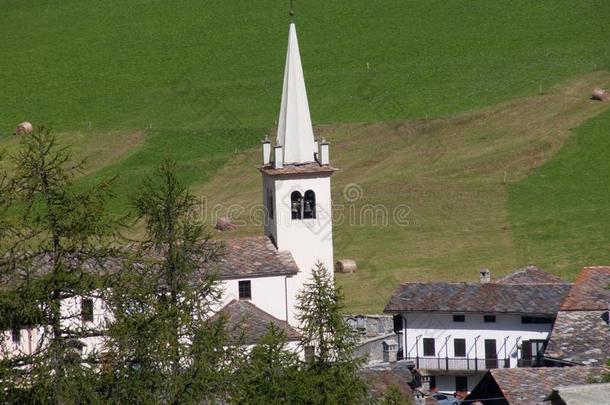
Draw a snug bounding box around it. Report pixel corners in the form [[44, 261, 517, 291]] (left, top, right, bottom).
[[219, 275, 291, 322], [398, 312, 554, 392], [263, 173, 334, 326], [400, 312, 553, 361]]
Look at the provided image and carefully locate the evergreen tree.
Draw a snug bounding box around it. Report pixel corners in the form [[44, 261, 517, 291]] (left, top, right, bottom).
[[0, 127, 117, 403], [101, 159, 233, 403], [232, 324, 303, 404], [295, 261, 368, 404], [377, 384, 413, 405]]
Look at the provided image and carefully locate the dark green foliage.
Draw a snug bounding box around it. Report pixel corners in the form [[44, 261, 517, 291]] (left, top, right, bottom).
[[377, 384, 412, 405], [0, 127, 117, 403], [232, 324, 303, 404], [296, 262, 368, 404], [100, 159, 233, 403]]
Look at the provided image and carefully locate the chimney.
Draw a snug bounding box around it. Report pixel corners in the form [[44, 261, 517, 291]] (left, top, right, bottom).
[[320, 139, 330, 165], [480, 268, 491, 284], [262, 138, 271, 165], [274, 146, 284, 169], [314, 139, 319, 161]]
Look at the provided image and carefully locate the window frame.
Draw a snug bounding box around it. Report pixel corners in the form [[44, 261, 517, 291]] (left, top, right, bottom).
[[238, 280, 252, 300], [453, 314, 465, 322], [453, 338, 466, 357], [290, 191, 303, 220], [11, 327, 20, 344], [81, 298, 94, 323], [423, 338, 436, 356], [521, 316, 553, 324], [483, 315, 496, 323], [303, 190, 316, 219], [266, 188, 274, 219], [455, 375, 468, 392]]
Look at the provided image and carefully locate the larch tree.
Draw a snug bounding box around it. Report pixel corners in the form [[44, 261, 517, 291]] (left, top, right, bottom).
[[0, 127, 118, 404], [100, 159, 234, 403], [295, 261, 368, 404]]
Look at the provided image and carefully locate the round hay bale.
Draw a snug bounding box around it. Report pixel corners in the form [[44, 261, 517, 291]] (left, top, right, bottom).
[[592, 88, 609, 101], [15, 121, 33, 135], [335, 259, 357, 274], [215, 217, 235, 232]]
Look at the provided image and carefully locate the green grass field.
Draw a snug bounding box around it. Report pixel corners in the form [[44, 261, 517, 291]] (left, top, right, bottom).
[[2, 1, 610, 311]]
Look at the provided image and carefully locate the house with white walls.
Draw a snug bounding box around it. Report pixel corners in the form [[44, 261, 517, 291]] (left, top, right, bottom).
[[2, 20, 335, 358], [383, 267, 571, 393]]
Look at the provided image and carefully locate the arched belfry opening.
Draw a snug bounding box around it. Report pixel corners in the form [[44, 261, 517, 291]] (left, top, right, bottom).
[[291, 190, 316, 220], [291, 191, 303, 219], [304, 190, 316, 219]]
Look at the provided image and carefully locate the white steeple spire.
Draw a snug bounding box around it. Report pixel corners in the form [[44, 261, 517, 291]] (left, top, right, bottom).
[[276, 22, 316, 164]]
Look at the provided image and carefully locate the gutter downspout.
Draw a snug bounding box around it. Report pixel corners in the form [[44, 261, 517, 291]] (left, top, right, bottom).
[[402, 315, 407, 359], [285, 276, 289, 322]]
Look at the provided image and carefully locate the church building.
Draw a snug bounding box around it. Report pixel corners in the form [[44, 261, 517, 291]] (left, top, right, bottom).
[[3, 20, 336, 356]]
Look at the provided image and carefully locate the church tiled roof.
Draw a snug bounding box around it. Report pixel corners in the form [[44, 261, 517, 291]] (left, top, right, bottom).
[[216, 236, 299, 280], [495, 265, 565, 284], [213, 299, 301, 345], [384, 282, 570, 315]]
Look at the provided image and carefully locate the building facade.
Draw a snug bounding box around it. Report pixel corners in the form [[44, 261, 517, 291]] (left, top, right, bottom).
[[384, 268, 571, 392]]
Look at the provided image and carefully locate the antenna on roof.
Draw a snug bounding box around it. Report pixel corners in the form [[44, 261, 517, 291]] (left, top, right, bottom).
[[289, 0, 295, 21]]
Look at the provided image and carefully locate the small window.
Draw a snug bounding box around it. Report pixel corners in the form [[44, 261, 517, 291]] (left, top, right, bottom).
[[454, 338, 466, 357], [393, 314, 403, 333], [521, 316, 553, 324], [304, 346, 315, 363], [291, 191, 303, 220], [82, 298, 94, 323], [423, 338, 435, 356], [303, 190, 316, 219], [266, 189, 274, 219], [484, 315, 496, 323], [455, 376, 468, 392], [453, 314, 465, 322], [238, 280, 251, 300], [11, 328, 20, 344]]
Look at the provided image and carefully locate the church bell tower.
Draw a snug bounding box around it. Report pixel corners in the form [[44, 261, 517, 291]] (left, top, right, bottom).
[[258, 21, 336, 325]]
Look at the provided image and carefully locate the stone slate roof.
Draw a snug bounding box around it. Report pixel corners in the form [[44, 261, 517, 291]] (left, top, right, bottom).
[[544, 267, 610, 366], [360, 361, 414, 401], [560, 266, 610, 310], [545, 310, 610, 366], [0, 236, 298, 286], [384, 282, 571, 315], [548, 382, 610, 404], [213, 299, 300, 345], [486, 367, 602, 405], [495, 265, 565, 284], [216, 236, 299, 280]]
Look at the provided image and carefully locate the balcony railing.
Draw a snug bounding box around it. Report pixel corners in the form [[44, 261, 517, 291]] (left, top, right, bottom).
[[405, 356, 511, 371]]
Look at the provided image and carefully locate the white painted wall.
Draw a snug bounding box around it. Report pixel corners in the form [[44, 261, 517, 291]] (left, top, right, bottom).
[[432, 373, 485, 394], [401, 312, 553, 362], [263, 173, 334, 326], [398, 312, 554, 392], [218, 275, 291, 322]]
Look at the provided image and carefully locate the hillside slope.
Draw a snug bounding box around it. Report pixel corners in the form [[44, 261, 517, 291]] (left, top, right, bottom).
[[198, 72, 610, 312], [1, 0, 610, 132]]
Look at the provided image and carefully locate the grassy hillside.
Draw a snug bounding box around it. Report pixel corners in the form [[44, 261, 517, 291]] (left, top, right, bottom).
[[2, 1, 610, 312], [198, 72, 610, 312], [509, 108, 610, 280], [2, 0, 610, 132]]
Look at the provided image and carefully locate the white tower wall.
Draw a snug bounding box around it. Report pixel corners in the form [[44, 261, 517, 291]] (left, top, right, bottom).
[[263, 173, 334, 325]]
